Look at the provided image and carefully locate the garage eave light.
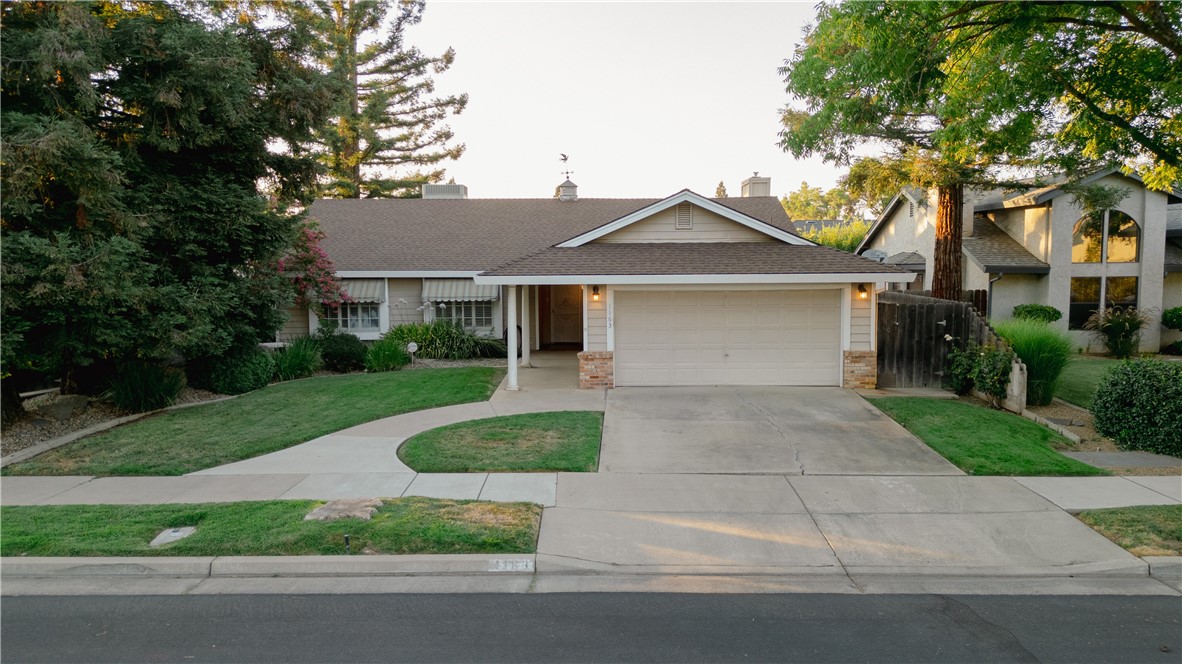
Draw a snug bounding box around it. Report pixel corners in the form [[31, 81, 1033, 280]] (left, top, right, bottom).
[[857, 284, 869, 300]]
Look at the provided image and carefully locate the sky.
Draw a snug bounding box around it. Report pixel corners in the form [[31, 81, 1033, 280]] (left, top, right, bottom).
[[405, 1, 842, 199]]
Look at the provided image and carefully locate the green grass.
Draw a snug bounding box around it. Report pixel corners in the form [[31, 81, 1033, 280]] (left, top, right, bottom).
[[1056, 357, 1121, 408], [0, 498, 540, 557], [399, 411, 603, 472], [4, 368, 504, 477], [1077, 505, 1182, 556], [870, 397, 1109, 476]]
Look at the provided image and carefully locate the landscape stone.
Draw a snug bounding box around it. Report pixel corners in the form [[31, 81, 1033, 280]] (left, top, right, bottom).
[[304, 498, 384, 521], [150, 527, 197, 548], [36, 395, 90, 422]]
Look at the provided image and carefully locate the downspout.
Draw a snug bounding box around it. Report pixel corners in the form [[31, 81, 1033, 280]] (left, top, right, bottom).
[[987, 273, 1004, 318]]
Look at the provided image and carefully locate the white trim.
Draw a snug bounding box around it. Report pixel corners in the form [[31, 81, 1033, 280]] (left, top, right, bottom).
[[581, 284, 589, 351], [520, 286, 531, 367], [556, 190, 814, 247], [606, 286, 615, 352], [841, 285, 852, 352], [475, 272, 915, 285], [870, 286, 878, 352], [338, 270, 480, 278]]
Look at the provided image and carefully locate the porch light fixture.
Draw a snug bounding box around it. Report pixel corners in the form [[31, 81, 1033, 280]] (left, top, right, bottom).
[[857, 284, 869, 300], [592, 286, 600, 302]]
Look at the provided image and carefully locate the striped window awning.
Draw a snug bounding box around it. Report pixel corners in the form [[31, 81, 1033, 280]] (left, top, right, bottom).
[[422, 279, 499, 302], [341, 279, 385, 303]]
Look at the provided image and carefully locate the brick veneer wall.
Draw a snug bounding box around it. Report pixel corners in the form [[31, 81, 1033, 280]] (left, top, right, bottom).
[[842, 350, 877, 389], [578, 351, 614, 389]]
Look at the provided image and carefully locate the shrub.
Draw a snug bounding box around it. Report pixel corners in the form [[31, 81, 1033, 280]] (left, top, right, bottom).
[[801, 220, 871, 253], [272, 336, 322, 382], [1091, 360, 1182, 457], [994, 318, 1073, 406], [318, 331, 367, 373], [1163, 341, 1182, 356], [1011, 304, 1062, 324], [1084, 306, 1152, 359], [365, 337, 411, 372], [1162, 306, 1182, 332], [191, 347, 274, 395], [945, 341, 1015, 404], [107, 361, 187, 413], [383, 320, 506, 360]]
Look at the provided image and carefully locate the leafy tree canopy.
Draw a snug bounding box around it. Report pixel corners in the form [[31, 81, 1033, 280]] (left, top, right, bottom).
[[1, 1, 334, 394], [780, 181, 853, 220]]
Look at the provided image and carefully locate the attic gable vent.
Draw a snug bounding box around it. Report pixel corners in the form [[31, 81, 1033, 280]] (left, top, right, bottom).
[[675, 202, 693, 230]]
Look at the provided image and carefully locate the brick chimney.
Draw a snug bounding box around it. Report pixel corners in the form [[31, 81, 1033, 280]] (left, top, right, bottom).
[[741, 172, 771, 197]]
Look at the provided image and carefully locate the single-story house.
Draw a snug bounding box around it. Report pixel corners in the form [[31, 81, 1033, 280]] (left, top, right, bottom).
[[855, 170, 1182, 351], [288, 175, 913, 389]]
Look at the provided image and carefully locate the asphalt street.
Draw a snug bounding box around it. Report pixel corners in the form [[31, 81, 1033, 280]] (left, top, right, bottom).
[[2, 593, 1179, 663]]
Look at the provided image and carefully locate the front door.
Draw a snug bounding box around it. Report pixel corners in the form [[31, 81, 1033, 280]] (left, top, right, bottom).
[[550, 284, 583, 343]]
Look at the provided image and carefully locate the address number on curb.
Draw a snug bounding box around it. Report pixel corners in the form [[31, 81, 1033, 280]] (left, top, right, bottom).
[[489, 558, 534, 572]]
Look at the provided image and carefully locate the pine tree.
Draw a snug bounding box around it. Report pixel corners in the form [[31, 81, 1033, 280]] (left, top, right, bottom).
[[283, 0, 468, 198], [715, 181, 728, 198]]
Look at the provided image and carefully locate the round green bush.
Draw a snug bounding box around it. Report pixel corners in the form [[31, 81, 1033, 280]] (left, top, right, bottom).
[[1162, 307, 1182, 331], [365, 337, 411, 372], [1011, 304, 1062, 324], [319, 332, 367, 373], [1091, 359, 1182, 457], [191, 347, 274, 395], [994, 318, 1073, 406]]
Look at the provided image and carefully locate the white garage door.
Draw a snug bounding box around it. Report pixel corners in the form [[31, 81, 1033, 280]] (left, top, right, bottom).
[[613, 289, 841, 386]]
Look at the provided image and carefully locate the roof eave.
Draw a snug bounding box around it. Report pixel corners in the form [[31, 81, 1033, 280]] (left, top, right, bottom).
[[474, 272, 916, 285]]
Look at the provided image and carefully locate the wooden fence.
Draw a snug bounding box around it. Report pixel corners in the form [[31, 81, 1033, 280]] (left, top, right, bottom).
[[913, 289, 988, 314], [876, 291, 1004, 388]]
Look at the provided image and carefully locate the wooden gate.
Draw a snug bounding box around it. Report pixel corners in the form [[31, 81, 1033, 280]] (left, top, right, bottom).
[[876, 291, 1002, 388]]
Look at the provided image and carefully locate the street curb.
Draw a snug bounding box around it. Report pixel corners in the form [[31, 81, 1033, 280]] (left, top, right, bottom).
[[1, 554, 537, 578], [1020, 409, 1082, 445], [1144, 556, 1182, 579]]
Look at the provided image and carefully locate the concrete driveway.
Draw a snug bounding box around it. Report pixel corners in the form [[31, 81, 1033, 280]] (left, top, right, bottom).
[[600, 386, 960, 475]]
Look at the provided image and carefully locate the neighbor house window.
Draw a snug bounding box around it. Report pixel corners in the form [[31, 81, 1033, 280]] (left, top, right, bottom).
[[323, 302, 381, 332], [1072, 210, 1139, 263], [436, 300, 494, 334], [1069, 276, 1138, 329]]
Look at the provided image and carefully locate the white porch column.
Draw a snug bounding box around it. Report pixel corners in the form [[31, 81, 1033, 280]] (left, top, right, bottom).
[[506, 284, 519, 390], [520, 285, 531, 367]]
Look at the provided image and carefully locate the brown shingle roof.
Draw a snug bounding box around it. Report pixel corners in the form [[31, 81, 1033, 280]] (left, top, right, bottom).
[[962, 221, 1049, 274], [310, 196, 799, 272], [480, 242, 910, 277]]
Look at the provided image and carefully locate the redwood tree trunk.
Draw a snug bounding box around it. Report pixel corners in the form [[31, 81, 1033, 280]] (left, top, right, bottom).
[[931, 183, 963, 300]]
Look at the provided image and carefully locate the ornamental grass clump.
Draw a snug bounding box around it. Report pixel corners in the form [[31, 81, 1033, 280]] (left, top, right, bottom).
[[993, 318, 1073, 406], [1011, 304, 1062, 324], [1084, 306, 1152, 359], [365, 337, 411, 372], [272, 336, 322, 382], [1091, 359, 1182, 457], [383, 320, 506, 360], [107, 361, 187, 413]]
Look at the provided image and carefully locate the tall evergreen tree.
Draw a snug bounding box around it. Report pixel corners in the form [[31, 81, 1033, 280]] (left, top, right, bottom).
[[1, 1, 333, 405], [279, 0, 468, 198], [714, 181, 728, 198]]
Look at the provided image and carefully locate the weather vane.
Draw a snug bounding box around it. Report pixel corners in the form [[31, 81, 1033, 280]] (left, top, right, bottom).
[[559, 153, 573, 179]]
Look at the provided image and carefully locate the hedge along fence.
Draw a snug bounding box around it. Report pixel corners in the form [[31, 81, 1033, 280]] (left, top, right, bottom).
[[877, 291, 1026, 411]]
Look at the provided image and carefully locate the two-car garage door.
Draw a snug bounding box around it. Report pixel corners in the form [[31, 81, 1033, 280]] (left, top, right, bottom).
[[613, 290, 841, 386]]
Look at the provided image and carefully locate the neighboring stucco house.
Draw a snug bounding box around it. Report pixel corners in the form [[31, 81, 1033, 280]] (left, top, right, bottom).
[[288, 175, 912, 389], [856, 170, 1182, 352]]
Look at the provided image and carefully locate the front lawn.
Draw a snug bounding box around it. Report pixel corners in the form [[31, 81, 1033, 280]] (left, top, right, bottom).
[[0, 498, 540, 557], [870, 397, 1109, 476], [3, 368, 504, 477], [399, 411, 603, 472], [1077, 505, 1182, 556], [1056, 357, 1120, 409]]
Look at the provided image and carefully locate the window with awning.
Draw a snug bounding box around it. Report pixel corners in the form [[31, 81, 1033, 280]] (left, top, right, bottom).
[[421, 279, 499, 302], [341, 279, 385, 303]]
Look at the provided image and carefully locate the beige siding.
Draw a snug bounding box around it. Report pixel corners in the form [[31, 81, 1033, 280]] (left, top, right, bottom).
[[586, 284, 607, 350], [850, 288, 872, 351], [387, 278, 424, 327], [593, 205, 775, 243], [278, 307, 309, 341]]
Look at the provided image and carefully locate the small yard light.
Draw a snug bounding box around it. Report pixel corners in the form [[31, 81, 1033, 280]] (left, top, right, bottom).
[[592, 285, 600, 302], [857, 284, 869, 300]]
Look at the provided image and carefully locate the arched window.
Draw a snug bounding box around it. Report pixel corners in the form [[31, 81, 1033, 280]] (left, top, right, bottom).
[[1072, 210, 1139, 263]]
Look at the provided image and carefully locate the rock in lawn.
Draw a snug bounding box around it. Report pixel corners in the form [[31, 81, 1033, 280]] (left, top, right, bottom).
[[304, 498, 384, 521], [35, 395, 90, 422], [150, 527, 197, 547]]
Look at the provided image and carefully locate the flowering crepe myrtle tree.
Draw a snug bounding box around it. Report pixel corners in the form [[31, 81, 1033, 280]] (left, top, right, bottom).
[[278, 223, 352, 314]]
